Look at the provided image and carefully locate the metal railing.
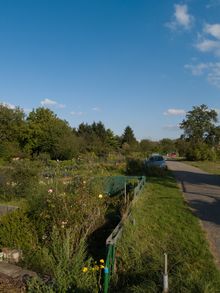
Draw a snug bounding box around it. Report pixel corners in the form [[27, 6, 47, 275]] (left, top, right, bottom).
[[103, 176, 146, 292]]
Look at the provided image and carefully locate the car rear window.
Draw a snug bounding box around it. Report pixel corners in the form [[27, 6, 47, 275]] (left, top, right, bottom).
[[149, 156, 164, 161]]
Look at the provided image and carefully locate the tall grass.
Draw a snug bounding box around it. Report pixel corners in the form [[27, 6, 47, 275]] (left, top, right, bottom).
[[111, 175, 220, 292]]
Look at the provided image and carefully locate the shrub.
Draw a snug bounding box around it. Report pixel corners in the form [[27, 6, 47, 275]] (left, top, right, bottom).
[[0, 209, 38, 252], [0, 167, 14, 201], [126, 158, 145, 176], [27, 229, 98, 292], [185, 143, 217, 161], [10, 160, 42, 198]]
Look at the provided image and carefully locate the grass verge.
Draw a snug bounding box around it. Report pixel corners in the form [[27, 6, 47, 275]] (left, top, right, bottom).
[[111, 174, 220, 293], [183, 160, 220, 175]]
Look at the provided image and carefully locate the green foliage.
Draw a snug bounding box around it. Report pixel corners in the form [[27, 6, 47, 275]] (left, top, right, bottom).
[[180, 104, 218, 144], [177, 105, 220, 161], [159, 138, 176, 154], [27, 108, 80, 160], [0, 104, 26, 144], [10, 160, 41, 197], [27, 231, 98, 292], [126, 158, 167, 177], [0, 209, 38, 251], [77, 122, 120, 155], [28, 176, 107, 249], [139, 139, 159, 155], [185, 142, 217, 161], [121, 126, 137, 150], [0, 141, 22, 160], [0, 167, 14, 201], [0, 159, 42, 201], [112, 176, 220, 292], [126, 158, 145, 176]]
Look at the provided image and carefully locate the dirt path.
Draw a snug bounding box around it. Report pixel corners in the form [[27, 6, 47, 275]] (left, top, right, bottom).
[[167, 160, 220, 267]]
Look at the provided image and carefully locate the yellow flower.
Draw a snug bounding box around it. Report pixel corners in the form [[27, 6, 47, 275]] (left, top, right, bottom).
[[100, 259, 105, 263], [82, 267, 88, 273], [100, 265, 105, 269], [98, 194, 103, 199]]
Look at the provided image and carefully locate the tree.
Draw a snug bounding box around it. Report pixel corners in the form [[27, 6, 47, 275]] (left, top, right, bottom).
[[0, 104, 26, 142], [0, 104, 27, 158], [26, 107, 79, 159], [159, 138, 175, 154], [139, 139, 159, 154], [180, 104, 218, 144], [122, 126, 137, 145]]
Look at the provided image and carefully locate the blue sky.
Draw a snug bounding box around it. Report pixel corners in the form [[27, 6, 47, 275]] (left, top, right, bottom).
[[1, 0, 220, 140]]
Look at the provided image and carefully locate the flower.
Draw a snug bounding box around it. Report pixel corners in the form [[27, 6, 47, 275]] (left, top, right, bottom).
[[100, 265, 105, 269], [83, 180, 86, 184], [82, 267, 88, 273], [98, 194, 103, 199], [100, 259, 104, 264], [61, 221, 68, 228], [48, 189, 53, 193], [94, 265, 99, 271]]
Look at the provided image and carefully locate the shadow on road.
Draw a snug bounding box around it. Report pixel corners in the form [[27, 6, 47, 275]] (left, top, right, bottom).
[[170, 169, 220, 227], [189, 196, 220, 226]]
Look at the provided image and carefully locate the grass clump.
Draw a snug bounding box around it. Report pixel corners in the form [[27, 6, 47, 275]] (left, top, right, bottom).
[[111, 175, 220, 292]]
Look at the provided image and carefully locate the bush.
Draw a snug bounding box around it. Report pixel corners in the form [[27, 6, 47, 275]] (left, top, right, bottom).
[[0, 209, 38, 252], [27, 229, 98, 292], [0, 141, 22, 161], [185, 143, 217, 161], [126, 158, 145, 176], [10, 160, 41, 198]]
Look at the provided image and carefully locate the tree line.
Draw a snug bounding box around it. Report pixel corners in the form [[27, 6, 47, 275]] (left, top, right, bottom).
[[0, 103, 219, 161], [0, 104, 178, 160]]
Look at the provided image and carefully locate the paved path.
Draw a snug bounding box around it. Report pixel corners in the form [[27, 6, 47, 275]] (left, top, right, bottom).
[[167, 160, 220, 267]]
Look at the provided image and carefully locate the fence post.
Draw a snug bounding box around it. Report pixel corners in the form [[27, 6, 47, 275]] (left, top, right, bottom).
[[124, 181, 127, 204], [163, 253, 168, 293]]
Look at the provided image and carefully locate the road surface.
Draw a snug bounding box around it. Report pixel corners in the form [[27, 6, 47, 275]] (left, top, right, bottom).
[[167, 160, 220, 267]]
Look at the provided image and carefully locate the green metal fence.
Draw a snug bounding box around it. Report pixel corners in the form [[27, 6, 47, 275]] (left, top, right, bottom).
[[103, 176, 146, 292], [104, 244, 115, 293]]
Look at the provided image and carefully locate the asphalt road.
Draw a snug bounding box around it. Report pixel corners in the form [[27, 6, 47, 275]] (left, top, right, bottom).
[[167, 160, 220, 267]]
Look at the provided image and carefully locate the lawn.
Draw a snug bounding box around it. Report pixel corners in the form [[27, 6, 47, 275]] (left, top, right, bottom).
[[111, 174, 220, 292]]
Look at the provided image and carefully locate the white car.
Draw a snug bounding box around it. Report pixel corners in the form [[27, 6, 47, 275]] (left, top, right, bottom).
[[145, 155, 167, 169]]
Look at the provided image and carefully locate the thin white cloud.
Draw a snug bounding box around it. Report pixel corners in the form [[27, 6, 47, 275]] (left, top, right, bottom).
[[1, 101, 16, 109], [40, 98, 66, 109], [185, 62, 220, 87], [195, 39, 220, 56], [41, 98, 56, 106], [166, 4, 194, 30], [195, 39, 220, 52], [92, 107, 101, 112], [162, 124, 180, 131], [206, 0, 220, 8], [195, 23, 220, 56], [204, 23, 220, 39], [70, 111, 84, 116], [184, 63, 210, 76], [163, 109, 186, 116]]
